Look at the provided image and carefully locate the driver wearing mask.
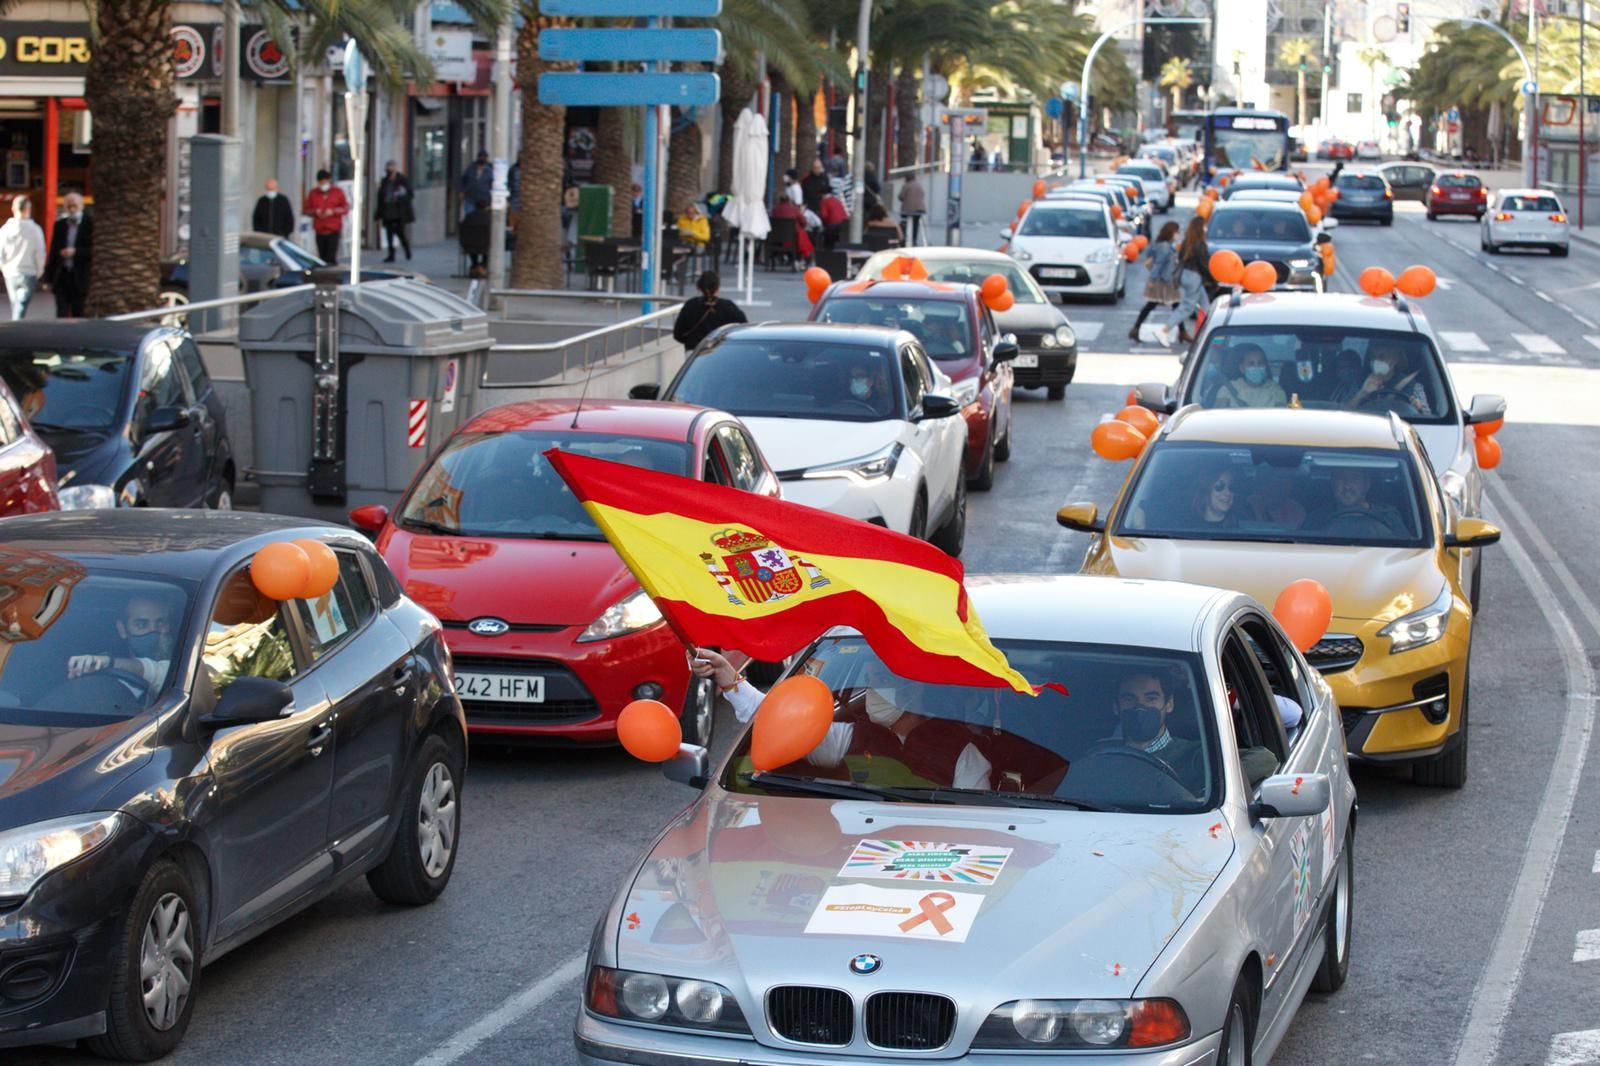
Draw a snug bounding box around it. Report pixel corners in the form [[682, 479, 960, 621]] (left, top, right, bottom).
[[1110, 669, 1205, 789], [844, 363, 887, 413], [1349, 343, 1427, 413], [67, 594, 174, 688]]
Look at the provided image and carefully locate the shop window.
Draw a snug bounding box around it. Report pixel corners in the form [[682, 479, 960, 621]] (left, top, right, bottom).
[[418, 127, 447, 186], [1346, 93, 1363, 115]]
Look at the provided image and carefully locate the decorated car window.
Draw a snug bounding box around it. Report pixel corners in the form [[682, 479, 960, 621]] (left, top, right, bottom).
[[1186, 325, 1454, 423], [203, 569, 297, 695], [1237, 616, 1313, 743], [1116, 441, 1429, 548], [723, 636, 1221, 814], [292, 551, 376, 661], [1220, 633, 1285, 790], [817, 298, 973, 361]]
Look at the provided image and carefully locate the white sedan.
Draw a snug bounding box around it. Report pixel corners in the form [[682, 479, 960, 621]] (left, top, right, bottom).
[[1481, 188, 1570, 256], [648, 323, 971, 555], [1008, 199, 1127, 303]]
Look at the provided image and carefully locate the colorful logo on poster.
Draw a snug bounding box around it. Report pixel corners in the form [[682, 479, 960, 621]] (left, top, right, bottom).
[[172, 26, 205, 79], [840, 839, 1013, 885], [245, 28, 289, 81], [1289, 821, 1314, 935]]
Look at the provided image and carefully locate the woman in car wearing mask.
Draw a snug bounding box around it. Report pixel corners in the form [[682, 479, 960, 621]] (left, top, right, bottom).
[[1212, 344, 1287, 408]]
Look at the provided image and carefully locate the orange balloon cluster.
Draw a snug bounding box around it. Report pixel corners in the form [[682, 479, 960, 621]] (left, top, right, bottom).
[[751, 675, 834, 771], [250, 539, 341, 602], [1241, 260, 1277, 293], [805, 266, 832, 304], [1196, 197, 1214, 219], [1123, 234, 1149, 261], [881, 255, 930, 282], [1209, 249, 1244, 284], [1032, 179, 1048, 199], [1273, 579, 1333, 652], [1357, 263, 1438, 300], [1092, 399, 1160, 461], [1473, 414, 1505, 469], [1116, 404, 1160, 437], [980, 273, 1014, 312], [1203, 187, 1220, 202], [1359, 266, 1395, 297], [617, 698, 682, 762], [1017, 199, 1032, 218]]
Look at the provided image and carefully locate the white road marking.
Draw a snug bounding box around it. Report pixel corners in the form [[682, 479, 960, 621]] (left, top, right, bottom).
[[1072, 321, 1105, 342], [1507, 272, 1526, 285], [413, 953, 586, 1066], [1439, 331, 1489, 352], [1452, 490, 1599, 1066], [1536, 291, 1555, 303], [1575, 929, 1600, 964], [1573, 314, 1598, 329], [1435, 276, 1455, 290], [1548, 1029, 1600, 1066], [1513, 333, 1567, 355], [1594, 849, 1600, 874], [1586, 335, 1600, 352]]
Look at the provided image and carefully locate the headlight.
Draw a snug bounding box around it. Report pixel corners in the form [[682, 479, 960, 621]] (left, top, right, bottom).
[[974, 998, 1190, 1050], [1055, 324, 1076, 347], [577, 588, 663, 643], [1377, 583, 1454, 654], [1289, 257, 1315, 270], [59, 484, 117, 511], [1013, 246, 1033, 261], [1086, 247, 1116, 264], [586, 966, 748, 1034], [1040, 334, 1057, 348], [0, 812, 123, 898], [950, 378, 980, 407], [802, 442, 903, 484]]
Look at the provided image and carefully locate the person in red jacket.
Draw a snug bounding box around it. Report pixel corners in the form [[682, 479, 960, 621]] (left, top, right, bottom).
[[303, 169, 350, 264]]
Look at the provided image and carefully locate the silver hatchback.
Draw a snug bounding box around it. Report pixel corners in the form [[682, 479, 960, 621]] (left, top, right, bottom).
[[575, 575, 1356, 1064]]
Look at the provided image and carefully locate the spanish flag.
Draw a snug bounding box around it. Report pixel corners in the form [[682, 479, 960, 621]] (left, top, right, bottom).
[[545, 450, 1038, 694]]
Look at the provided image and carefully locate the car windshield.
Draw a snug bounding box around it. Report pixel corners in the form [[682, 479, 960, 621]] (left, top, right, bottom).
[[1208, 208, 1312, 243], [1438, 173, 1481, 188], [1503, 194, 1561, 212], [816, 298, 975, 361], [1120, 165, 1164, 181], [1338, 175, 1386, 191], [1115, 441, 1428, 548], [1213, 129, 1287, 171], [398, 430, 691, 539], [1018, 208, 1108, 238], [0, 554, 192, 723], [275, 240, 323, 269], [721, 636, 1220, 814], [915, 260, 1047, 304], [670, 338, 902, 422], [0, 347, 131, 432], [1184, 325, 1455, 423]]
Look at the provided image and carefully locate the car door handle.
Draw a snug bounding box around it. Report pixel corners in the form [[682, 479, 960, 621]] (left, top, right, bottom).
[[392, 665, 414, 694], [306, 722, 333, 754]]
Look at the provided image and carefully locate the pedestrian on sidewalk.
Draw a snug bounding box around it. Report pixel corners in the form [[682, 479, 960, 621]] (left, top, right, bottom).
[[801, 158, 831, 213], [0, 196, 46, 321], [1129, 221, 1182, 342], [303, 170, 349, 264], [375, 160, 414, 262], [251, 179, 295, 238], [42, 191, 91, 318], [672, 271, 747, 352], [1159, 215, 1211, 348], [460, 150, 493, 217], [899, 173, 927, 246]]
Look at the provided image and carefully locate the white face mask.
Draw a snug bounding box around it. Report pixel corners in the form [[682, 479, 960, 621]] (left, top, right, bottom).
[[1371, 359, 1392, 376], [265, 190, 278, 199], [864, 688, 902, 727], [319, 182, 331, 192], [849, 378, 872, 400]]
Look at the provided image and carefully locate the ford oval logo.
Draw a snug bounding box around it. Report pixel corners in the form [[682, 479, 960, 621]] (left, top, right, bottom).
[[849, 953, 882, 976], [467, 617, 510, 637]]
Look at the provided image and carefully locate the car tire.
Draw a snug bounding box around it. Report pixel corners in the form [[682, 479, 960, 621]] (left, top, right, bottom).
[[1311, 823, 1354, 993], [1471, 555, 1484, 614], [1216, 977, 1255, 1066], [681, 675, 715, 747], [908, 489, 928, 541], [929, 474, 966, 557], [994, 417, 1012, 462], [1486, 240, 1499, 255], [367, 735, 462, 905], [85, 860, 201, 1061], [1413, 666, 1468, 789], [969, 432, 995, 491], [1381, 216, 1393, 226], [1047, 384, 1067, 401], [1426, 211, 1437, 221], [1554, 244, 1569, 257]]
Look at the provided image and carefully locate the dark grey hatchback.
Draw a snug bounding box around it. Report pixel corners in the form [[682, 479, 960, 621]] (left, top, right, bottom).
[[0, 511, 465, 1059]]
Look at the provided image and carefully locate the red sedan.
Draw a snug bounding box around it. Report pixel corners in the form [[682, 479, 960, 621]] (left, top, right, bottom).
[[0, 375, 59, 515], [1425, 170, 1488, 220], [350, 400, 780, 746]]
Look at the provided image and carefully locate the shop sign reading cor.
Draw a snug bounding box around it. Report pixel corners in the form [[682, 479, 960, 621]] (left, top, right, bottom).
[[0, 26, 91, 68]]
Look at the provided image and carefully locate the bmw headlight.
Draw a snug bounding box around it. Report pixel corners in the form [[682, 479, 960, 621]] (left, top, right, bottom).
[[0, 813, 124, 898], [58, 484, 117, 511], [950, 378, 980, 407], [1377, 583, 1454, 654], [585, 965, 748, 1034], [1086, 248, 1117, 264], [577, 588, 663, 643], [802, 442, 903, 484], [1055, 324, 1076, 347], [975, 998, 1190, 1050]]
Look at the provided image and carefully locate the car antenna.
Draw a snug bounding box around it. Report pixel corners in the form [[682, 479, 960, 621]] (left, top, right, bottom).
[[570, 349, 598, 429]]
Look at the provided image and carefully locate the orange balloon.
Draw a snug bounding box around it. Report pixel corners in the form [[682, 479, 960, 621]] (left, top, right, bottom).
[[1132, 235, 1149, 250], [1123, 243, 1140, 262], [989, 290, 1015, 312], [981, 273, 1008, 301], [1273, 578, 1333, 652], [1116, 404, 1160, 437], [1241, 260, 1277, 293], [1326, 187, 1341, 201], [1475, 433, 1503, 470], [1090, 419, 1147, 461], [1196, 198, 1214, 219], [1218, 175, 1230, 188], [751, 675, 835, 772], [1298, 192, 1315, 213], [1032, 179, 1047, 199], [1208, 249, 1245, 285], [1359, 266, 1395, 297], [1396, 265, 1437, 298], [618, 699, 682, 762], [293, 539, 340, 599], [1126, 389, 1138, 407], [1312, 176, 1330, 194], [804, 266, 831, 290], [1474, 417, 1504, 437], [1017, 199, 1032, 218], [251, 542, 311, 601], [1204, 187, 1220, 201], [1305, 205, 1322, 225], [1112, 204, 1123, 220]]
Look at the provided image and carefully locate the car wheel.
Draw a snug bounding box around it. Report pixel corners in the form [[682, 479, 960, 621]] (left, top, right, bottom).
[[969, 431, 995, 491], [1381, 216, 1393, 226], [211, 476, 234, 511], [1413, 665, 1468, 789], [1486, 239, 1499, 255], [908, 489, 928, 541], [367, 735, 462, 904], [1216, 977, 1254, 1066], [1311, 823, 1354, 993], [1554, 244, 1569, 257], [1471, 554, 1483, 614], [1047, 384, 1067, 401], [681, 675, 715, 747], [85, 860, 201, 1061], [1426, 211, 1437, 221], [994, 417, 1012, 462], [929, 474, 966, 557]]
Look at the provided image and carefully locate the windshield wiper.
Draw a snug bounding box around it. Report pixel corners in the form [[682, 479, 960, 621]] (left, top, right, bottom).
[[876, 785, 1114, 812], [399, 517, 459, 536], [737, 772, 930, 803]]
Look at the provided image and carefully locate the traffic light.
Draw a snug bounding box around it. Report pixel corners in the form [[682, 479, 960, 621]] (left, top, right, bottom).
[[1397, 2, 1410, 32], [1299, 58, 1307, 72], [1323, 62, 1333, 74]]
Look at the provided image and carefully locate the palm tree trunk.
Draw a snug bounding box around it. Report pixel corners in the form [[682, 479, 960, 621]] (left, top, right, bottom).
[[592, 106, 633, 238], [795, 82, 819, 176], [84, 0, 177, 316], [894, 67, 919, 169], [866, 62, 890, 175], [512, 17, 573, 289], [717, 68, 757, 195], [667, 108, 704, 214], [1297, 70, 1307, 128]]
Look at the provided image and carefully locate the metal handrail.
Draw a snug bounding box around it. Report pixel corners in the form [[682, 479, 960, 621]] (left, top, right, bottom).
[[108, 283, 315, 323], [490, 288, 682, 303], [482, 302, 683, 388]]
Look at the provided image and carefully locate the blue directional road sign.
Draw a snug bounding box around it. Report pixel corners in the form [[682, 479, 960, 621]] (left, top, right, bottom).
[[540, 0, 720, 14], [538, 28, 722, 63], [539, 71, 720, 107]]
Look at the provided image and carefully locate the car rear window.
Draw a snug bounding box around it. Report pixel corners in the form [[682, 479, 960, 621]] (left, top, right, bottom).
[[1018, 207, 1108, 238], [1438, 173, 1481, 188], [1338, 175, 1386, 191], [816, 297, 975, 362], [671, 338, 903, 423], [1502, 195, 1561, 212]]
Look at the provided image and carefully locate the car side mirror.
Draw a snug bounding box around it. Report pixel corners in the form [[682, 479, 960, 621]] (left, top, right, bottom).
[[993, 340, 1019, 363], [1321, 217, 1339, 230], [1133, 381, 1175, 414], [1445, 517, 1501, 549], [1464, 393, 1506, 426], [1056, 502, 1104, 533], [199, 676, 293, 729], [629, 383, 661, 401], [141, 406, 191, 436], [663, 743, 710, 789], [349, 504, 390, 534], [918, 395, 961, 420], [1251, 772, 1330, 820]]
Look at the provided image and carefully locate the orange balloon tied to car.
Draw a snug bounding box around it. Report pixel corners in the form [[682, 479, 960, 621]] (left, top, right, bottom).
[[251, 542, 311, 601], [751, 675, 835, 772], [618, 699, 682, 762], [1090, 419, 1147, 461], [1273, 579, 1332, 652]]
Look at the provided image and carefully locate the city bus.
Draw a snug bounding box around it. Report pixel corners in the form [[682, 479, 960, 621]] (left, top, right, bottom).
[[1202, 108, 1292, 177], [1170, 109, 1209, 143]]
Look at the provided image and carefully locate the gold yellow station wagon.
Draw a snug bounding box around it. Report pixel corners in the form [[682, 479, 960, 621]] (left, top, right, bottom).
[[1059, 406, 1499, 788]]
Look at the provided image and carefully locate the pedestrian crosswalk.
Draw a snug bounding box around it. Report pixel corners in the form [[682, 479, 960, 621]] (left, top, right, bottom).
[[1549, 1030, 1600, 1066], [1434, 330, 1584, 366]]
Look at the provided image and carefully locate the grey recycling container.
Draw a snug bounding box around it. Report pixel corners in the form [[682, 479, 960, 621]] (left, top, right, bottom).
[[240, 272, 490, 521]]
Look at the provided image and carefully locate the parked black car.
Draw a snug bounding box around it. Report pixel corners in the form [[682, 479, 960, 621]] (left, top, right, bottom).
[[0, 321, 235, 510], [0, 511, 466, 1059]]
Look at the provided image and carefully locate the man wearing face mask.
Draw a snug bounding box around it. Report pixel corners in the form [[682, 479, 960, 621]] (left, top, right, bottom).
[[251, 179, 296, 239], [1110, 670, 1206, 788], [303, 169, 350, 264], [66, 594, 175, 689], [42, 191, 92, 318]]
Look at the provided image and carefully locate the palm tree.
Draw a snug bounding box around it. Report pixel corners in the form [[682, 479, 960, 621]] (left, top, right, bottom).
[[1357, 47, 1389, 140], [1278, 37, 1318, 129], [591, 105, 635, 239], [1160, 57, 1194, 116], [512, 4, 574, 290]]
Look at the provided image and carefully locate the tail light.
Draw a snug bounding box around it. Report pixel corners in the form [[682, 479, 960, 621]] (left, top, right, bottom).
[[1429, 186, 1442, 198], [1549, 213, 1568, 223], [1494, 212, 1514, 221], [1383, 190, 1394, 199], [1474, 187, 1487, 199]]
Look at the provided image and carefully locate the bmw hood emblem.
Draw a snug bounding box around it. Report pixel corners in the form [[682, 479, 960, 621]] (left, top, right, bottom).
[[849, 953, 882, 976], [467, 617, 510, 636]]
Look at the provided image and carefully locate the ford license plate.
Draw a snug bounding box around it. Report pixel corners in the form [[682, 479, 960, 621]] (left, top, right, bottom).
[[1013, 353, 1039, 368], [454, 672, 545, 703]]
